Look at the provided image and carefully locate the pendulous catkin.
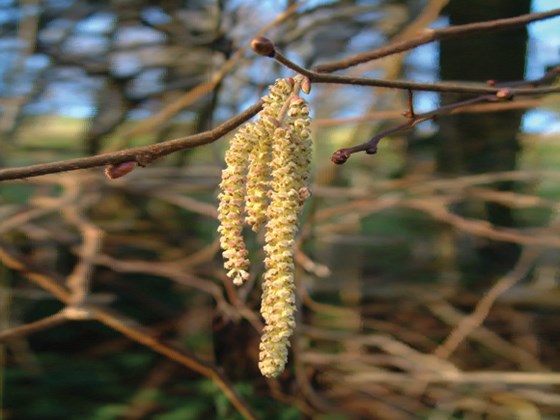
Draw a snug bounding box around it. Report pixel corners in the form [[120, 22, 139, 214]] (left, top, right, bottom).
[[245, 78, 295, 232], [217, 76, 312, 377], [217, 123, 254, 286]]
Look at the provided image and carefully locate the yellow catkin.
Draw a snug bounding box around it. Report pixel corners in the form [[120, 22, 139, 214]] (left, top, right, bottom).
[[217, 124, 256, 285], [245, 78, 294, 232], [218, 78, 295, 285], [258, 95, 312, 378], [217, 77, 313, 377]]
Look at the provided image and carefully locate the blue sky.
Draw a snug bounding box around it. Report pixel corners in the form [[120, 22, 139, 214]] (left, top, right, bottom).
[[525, 0, 560, 133], [0, 0, 558, 132], [397, 0, 560, 134]]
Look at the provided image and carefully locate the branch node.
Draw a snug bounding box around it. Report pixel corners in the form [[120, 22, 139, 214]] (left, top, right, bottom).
[[407, 89, 415, 120], [402, 110, 413, 119], [135, 152, 158, 167], [61, 306, 94, 320]]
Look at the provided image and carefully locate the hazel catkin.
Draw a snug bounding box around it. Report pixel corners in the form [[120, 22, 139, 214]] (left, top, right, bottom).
[[217, 77, 313, 377]]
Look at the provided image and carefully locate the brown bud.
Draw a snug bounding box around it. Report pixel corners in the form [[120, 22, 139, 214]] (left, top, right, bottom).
[[331, 150, 350, 165], [486, 79, 497, 86], [105, 161, 136, 179], [300, 77, 311, 94], [251, 37, 275, 57]]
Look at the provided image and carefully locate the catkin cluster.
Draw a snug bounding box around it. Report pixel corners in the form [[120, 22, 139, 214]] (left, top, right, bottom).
[[217, 77, 312, 377]]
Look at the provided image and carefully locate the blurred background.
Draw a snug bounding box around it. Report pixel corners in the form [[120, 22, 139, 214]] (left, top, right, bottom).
[[1, 0, 560, 418]]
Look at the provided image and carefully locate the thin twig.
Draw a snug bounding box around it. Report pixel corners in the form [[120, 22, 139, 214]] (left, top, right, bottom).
[[0, 102, 262, 182], [314, 195, 560, 248], [330, 92, 514, 163], [313, 8, 560, 73], [0, 244, 257, 420], [253, 40, 558, 163], [0, 312, 68, 342], [60, 177, 105, 307], [271, 48, 560, 95], [344, 371, 560, 385], [434, 248, 541, 360], [405, 199, 560, 248], [313, 98, 550, 127], [425, 297, 546, 371], [121, 2, 304, 141]]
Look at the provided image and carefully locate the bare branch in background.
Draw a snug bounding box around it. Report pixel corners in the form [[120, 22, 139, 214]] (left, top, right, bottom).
[[0, 312, 68, 342], [2, 3, 560, 417], [313, 8, 560, 73], [0, 243, 257, 420], [0, 9, 558, 181]]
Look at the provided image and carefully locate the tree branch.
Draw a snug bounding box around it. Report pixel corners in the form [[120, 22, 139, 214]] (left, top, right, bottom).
[[0, 102, 262, 181], [0, 243, 257, 420], [313, 8, 560, 73], [264, 42, 560, 95], [330, 90, 516, 163], [1, 10, 558, 181], [0, 312, 68, 342]]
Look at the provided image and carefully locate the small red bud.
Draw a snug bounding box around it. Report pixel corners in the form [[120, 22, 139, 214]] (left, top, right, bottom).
[[496, 88, 513, 100], [301, 77, 311, 94], [486, 79, 497, 86], [251, 37, 275, 57], [331, 150, 350, 165], [105, 161, 136, 179]]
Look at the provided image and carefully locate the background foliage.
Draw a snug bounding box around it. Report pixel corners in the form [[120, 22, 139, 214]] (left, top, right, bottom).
[[1, 0, 560, 418]]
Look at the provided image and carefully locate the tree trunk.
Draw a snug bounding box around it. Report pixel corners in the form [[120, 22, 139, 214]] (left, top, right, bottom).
[[436, 0, 530, 282]]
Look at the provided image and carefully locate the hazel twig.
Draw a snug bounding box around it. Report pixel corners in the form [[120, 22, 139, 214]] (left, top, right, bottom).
[[330, 90, 515, 164], [313, 8, 560, 73], [253, 38, 560, 96], [0, 102, 263, 182]]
